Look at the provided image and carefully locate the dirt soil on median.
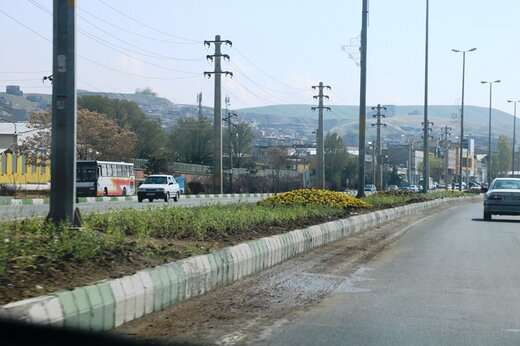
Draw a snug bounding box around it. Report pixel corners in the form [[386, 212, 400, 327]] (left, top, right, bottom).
[[0, 212, 356, 305]]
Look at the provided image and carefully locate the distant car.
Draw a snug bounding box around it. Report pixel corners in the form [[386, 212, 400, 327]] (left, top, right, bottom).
[[409, 185, 420, 192], [437, 183, 447, 189], [137, 174, 181, 203], [386, 185, 399, 192], [468, 182, 482, 193], [483, 178, 520, 220], [364, 184, 377, 193]]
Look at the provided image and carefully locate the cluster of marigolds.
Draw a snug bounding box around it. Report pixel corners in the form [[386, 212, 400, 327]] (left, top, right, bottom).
[[261, 189, 370, 209]]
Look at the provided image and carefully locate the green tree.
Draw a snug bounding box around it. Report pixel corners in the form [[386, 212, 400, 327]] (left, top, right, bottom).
[[324, 133, 357, 190], [224, 121, 255, 168], [418, 154, 443, 182], [168, 117, 213, 165], [78, 95, 166, 159], [494, 135, 512, 177]]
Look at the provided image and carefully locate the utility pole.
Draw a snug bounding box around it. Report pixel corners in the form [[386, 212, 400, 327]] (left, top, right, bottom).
[[508, 100, 519, 177], [357, 0, 369, 198], [481, 80, 501, 186], [197, 92, 203, 119], [452, 48, 477, 190], [223, 96, 238, 193], [441, 125, 452, 186], [371, 104, 387, 191], [48, 0, 79, 225], [204, 35, 232, 195], [311, 82, 331, 189], [422, 0, 430, 193]]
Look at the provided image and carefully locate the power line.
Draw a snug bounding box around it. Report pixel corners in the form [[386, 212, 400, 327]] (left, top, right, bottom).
[[25, 0, 201, 75], [79, 30, 199, 75], [78, 5, 194, 45], [96, 0, 200, 44], [234, 47, 309, 93], [0, 7, 51, 42], [230, 61, 306, 102], [2, 7, 200, 83]]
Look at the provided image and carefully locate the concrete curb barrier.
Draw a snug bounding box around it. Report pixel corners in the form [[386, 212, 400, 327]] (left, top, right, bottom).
[[1, 193, 275, 206], [0, 196, 475, 330]]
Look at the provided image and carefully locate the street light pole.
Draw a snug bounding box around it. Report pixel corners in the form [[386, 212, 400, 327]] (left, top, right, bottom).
[[508, 100, 519, 177], [482, 80, 501, 185], [452, 48, 477, 191], [422, 0, 430, 193]]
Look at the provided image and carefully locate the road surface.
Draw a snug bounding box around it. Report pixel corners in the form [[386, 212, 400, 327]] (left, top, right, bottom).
[[118, 199, 520, 346], [0, 196, 264, 220]]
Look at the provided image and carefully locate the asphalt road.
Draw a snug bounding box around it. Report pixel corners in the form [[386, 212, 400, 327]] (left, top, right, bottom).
[[0, 196, 264, 220], [262, 202, 520, 346]]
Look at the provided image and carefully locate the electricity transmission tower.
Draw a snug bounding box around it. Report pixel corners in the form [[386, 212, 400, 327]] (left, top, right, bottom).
[[371, 105, 387, 191], [204, 35, 232, 194], [311, 82, 331, 189]]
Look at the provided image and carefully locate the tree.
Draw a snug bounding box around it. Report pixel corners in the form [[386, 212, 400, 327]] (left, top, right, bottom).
[[266, 148, 289, 192], [418, 154, 443, 182], [19, 111, 51, 162], [224, 121, 255, 168], [494, 135, 512, 177], [20, 110, 138, 162], [168, 117, 213, 165], [386, 165, 403, 186], [78, 95, 166, 159], [323, 133, 357, 190], [77, 110, 137, 161]]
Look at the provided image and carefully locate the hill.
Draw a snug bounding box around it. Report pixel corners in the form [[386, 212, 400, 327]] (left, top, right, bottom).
[[238, 104, 515, 147]]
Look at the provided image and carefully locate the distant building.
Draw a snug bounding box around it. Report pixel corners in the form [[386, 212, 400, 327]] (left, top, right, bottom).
[[5, 85, 23, 96], [0, 122, 35, 149]]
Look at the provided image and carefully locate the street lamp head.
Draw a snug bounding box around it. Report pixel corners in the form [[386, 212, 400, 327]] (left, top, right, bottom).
[[451, 49, 460, 53], [494, 80, 502, 84], [481, 81, 488, 84], [468, 48, 477, 52]]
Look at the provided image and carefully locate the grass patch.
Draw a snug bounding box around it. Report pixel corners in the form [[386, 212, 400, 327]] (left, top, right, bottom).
[[363, 190, 469, 209], [0, 204, 348, 279]]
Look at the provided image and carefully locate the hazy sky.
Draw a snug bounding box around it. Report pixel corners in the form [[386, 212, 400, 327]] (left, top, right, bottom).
[[1, 0, 519, 113]]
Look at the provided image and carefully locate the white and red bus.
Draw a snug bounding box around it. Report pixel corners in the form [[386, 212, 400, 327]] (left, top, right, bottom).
[[76, 160, 135, 197]]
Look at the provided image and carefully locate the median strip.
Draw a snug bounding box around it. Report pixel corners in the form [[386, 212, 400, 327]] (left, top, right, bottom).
[[0, 193, 274, 206], [0, 192, 475, 330]]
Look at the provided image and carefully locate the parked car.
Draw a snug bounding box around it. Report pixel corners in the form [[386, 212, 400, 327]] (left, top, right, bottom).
[[386, 185, 399, 192], [408, 185, 420, 192], [137, 174, 181, 203], [364, 184, 377, 193], [483, 178, 520, 220], [468, 182, 482, 193]]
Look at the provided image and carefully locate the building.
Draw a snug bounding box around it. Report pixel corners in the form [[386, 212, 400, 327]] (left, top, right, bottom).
[[5, 85, 23, 96], [0, 122, 35, 150]]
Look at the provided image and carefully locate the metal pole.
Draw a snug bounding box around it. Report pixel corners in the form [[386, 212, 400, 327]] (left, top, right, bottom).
[[213, 36, 223, 194], [357, 0, 368, 198], [422, 0, 430, 193], [513, 101, 517, 176], [318, 83, 325, 189], [488, 83, 493, 186], [458, 52, 466, 191], [49, 0, 78, 225]]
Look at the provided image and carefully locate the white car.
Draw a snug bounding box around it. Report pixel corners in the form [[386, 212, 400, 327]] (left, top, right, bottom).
[[137, 175, 181, 203], [483, 178, 520, 220]]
